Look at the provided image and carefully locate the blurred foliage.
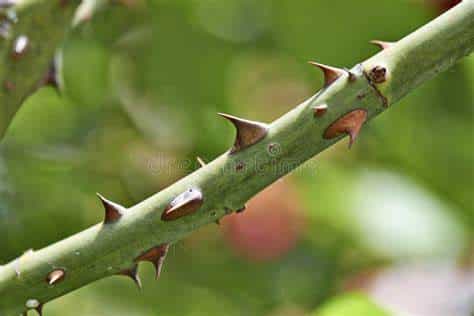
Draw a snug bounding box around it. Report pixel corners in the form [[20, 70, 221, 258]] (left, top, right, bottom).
[[312, 293, 390, 316], [0, 0, 472, 315]]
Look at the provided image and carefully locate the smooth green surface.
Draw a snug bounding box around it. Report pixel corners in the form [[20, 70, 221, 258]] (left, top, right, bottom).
[[313, 293, 391, 316]]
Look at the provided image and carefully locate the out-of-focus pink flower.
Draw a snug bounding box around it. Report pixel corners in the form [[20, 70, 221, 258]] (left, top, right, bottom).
[[221, 180, 304, 262]]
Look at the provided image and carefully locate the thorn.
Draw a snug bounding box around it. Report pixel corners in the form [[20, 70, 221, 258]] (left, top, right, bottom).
[[196, 156, 206, 167], [313, 104, 328, 117], [370, 40, 394, 50], [308, 61, 345, 87], [119, 264, 142, 290], [135, 244, 170, 279], [96, 193, 126, 224], [236, 205, 246, 213], [46, 269, 65, 285], [218, 113, 268, 154], [161, 188, 203, 221], [323, 109, 368, 148], [215, 219, 220, 225]]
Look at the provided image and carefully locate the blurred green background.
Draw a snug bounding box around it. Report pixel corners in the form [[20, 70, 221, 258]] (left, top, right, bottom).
[[1, 0, 473, 315]]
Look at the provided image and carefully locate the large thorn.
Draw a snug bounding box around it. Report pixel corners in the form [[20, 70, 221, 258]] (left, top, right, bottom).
[[308, 61, 345, 87], [161, 188, 203, 221], [118, 264, 142, 290], [218, 113, 268, 154], [96, 193, 126, 224], [323, 109, 368, 148], [370, 40, 394, 50], [135, 244, 170, 279]]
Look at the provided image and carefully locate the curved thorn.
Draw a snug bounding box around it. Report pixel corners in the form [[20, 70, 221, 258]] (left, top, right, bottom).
[[96, 193, 126, 224], [323, 109, 367, 148], [196, 156, 206, 167], [119, 265, 142, 290], [135, 244, 170, 279], [218, 113, 268, 153], [370, 40, 394, 50], [161, 188, 203, 221], [236, 205, 247, 213], [308, 61, 345, 87]]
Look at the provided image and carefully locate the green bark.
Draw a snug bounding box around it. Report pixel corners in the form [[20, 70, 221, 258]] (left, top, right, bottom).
[[0, 1, 473, 315]]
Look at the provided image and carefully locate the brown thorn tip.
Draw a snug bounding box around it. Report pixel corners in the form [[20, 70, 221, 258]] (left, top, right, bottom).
[[236, 205, 247, 213], [119, 265, 142, 290], [46, 269, 65, 285], [96, 193, 126, 224], [313, 104, 328, 117], [323, 109, 368, 148], [218, 113, 268, 153], [135, 244, 170, 279], [308, 61, 345, 87], [196, 156, 206, 167], [161, 188, 203, 221], [370, 40, 393, 50]]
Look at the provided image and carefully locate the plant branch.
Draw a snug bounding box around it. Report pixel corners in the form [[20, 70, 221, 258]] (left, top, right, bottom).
[[0, 1, 473, 315], [0, 0, 80, 139]]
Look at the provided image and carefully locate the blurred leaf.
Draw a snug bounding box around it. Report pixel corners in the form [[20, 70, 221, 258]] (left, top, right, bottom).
[[312, 293, 391, 316]]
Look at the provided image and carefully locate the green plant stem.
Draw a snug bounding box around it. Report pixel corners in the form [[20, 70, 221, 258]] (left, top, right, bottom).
[[0, 0, 80, 139], [0, 1, 473, 315]]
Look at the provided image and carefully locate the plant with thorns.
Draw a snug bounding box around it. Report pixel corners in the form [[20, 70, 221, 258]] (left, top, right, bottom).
[[0, 0, 473, 315]]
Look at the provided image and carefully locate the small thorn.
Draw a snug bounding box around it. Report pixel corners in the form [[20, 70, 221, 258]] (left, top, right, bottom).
[[370, 40, 394, 50], [308, 61, 345, 87], [218, 113, 268, 153], [196, 157, 206, 167], [236, 205, 246, 213], [161, 188, 203, 221], [119, 265, 142, 290], [46, 269, 65, 285], [135, 244, 170, 279], [96, 193, 126, 224], [313, 104, 328, 117], [323, 109, 368, 148]]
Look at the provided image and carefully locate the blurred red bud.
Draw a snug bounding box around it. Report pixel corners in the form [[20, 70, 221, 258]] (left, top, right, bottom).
[[221, 180, 304, 262]]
